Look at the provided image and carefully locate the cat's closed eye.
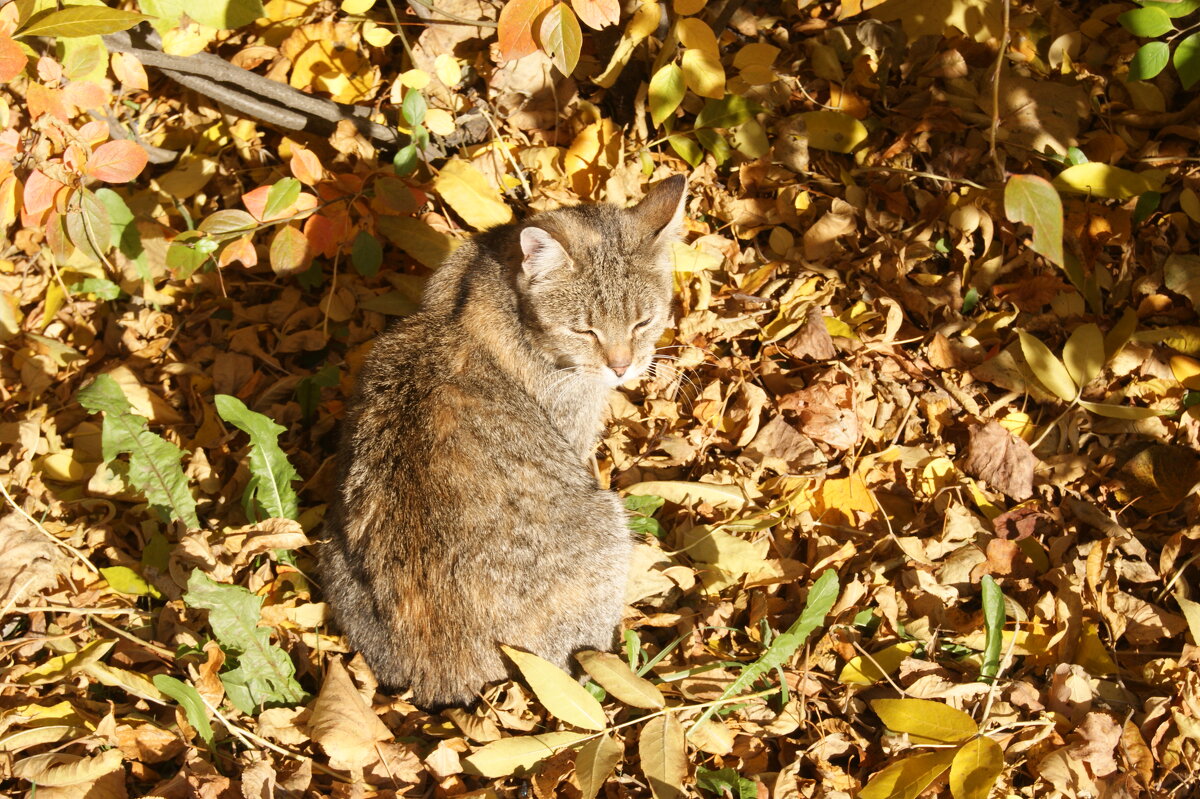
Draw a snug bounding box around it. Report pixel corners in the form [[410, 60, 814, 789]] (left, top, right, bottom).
[[633, 318, 652, 331], [571, 328, 600, 340]]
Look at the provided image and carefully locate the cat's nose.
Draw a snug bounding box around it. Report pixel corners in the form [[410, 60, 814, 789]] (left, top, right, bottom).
[[606, 348, 632, 377], [610, 363, 629, 377]]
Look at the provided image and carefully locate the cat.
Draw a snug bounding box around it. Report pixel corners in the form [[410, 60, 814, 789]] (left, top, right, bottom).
[[321, 175, 687, 707]]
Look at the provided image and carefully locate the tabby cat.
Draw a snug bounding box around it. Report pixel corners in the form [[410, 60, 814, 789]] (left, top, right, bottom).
[[322, 175, 687, 707]]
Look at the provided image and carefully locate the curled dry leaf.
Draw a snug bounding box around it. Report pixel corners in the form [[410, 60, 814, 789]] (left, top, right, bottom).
[[305, 657, 392, 770]]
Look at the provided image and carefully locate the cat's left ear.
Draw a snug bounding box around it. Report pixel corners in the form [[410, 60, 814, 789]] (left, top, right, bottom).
[[633, 174, 688, 243], [520, 226, 570, 280]]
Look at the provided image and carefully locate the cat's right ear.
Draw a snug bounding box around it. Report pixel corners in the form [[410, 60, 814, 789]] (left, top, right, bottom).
[[634, 174, 688, 242], [520, 226, 569, 280]]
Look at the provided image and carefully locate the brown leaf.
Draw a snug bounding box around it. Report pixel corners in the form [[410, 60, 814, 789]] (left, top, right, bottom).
[[305, 657, 392, 770], [962, 421, 1036, 500], [0, 512, 65, 608]]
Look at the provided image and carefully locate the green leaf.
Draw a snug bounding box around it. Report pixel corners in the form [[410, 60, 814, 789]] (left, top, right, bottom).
[[184, 571, 306, 710], [625, 493, 665, 538], [198, 209, 257, 240], [214, 395, 300, 521], [1053, 163, 1162, 200], [139, 0, 264, 29], [649, 64, 685, 127], [17, 7, 149, 38], [979, 576, 1004, 683], [538, 2, 582, 76], [1141, 0, 1200, 18], [401, 89, 427, 127], [77, 375, 200, 529], [1017, 331, 1077, 403], [101, 566, 163, 599], [501, 645, 607, 730], [351, 231, 383, 277], [393, 142, 420, 177], [1174, 31, 1200, 89], [152, 675, 214, 746], [691, 569, 839, 730], [694, 95, 756, 130], [695, 128, 732, 166], [1004, 174, 1063, 267], [696, 767, 757, 799], [858, 748, 959, 799], [262, 178, 302, 221], [464, 732, 591, 777], [1128, 40, 1170, 81], [667, 135, 703, 168], [949, 736, 1005, 799], [1118, 6, 1173, 36]]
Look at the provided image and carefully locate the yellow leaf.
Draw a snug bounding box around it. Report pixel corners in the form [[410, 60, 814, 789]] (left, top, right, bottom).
[[625, 480, 749, 510], [1177, 594, 1200, 646], [20, 639, 115, 684], [12, 749, 124, 788], [871, 698, 979, 743], [734, 42, 780, 70], [681, 48, 725, 99], [160, 21, 217, 56], [1063, 323, 1104, 388], [434, 158, 514, 230], [858, 748, 959, 799], [1170, 355, 1200, 389], [1074, 622, 1117, 676], [1077, 400, 1162, 420], [639, 714, 687, 799], [839, 641, 918, 685], [435, 54, 462, 86], [918, 456, 959, 496], [575, 734, 623, 799], [340, 0, 374, 12], [676, 17, 718, 54], [575, 650, 665, 709], [674, 0, 706, 13], [820, 473, 874, 515], [80, 662, 168, 703], [671, 241, 722, 273], [39, 449, 85, 482], [1017, 330, 1077, 402], [362, 20, 394, 46], [1053, 163, 1163, 200], [425, 108, 455, 136], [998, 411, 1035, 441], [681, 525, 770, 577], [399, 68, 431, 89], [949, 736, 1004, 799], [868, 0, 1001, 43], [502, 646, 607, 730], [798, 110, 868, 153], [464, 732, 590, 777]]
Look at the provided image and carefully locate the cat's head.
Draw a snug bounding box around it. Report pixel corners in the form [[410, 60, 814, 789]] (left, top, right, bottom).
[[516, 175, 687, 386]]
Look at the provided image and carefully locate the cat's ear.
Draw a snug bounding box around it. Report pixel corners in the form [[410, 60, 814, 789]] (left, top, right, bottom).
[[633, 174, 688, 242], [520, 226, 569, 280]]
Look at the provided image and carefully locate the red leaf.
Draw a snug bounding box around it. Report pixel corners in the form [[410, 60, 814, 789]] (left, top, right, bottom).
[[241, 186, 272, 222], [303, 213, 338, 259], [269, 224, 312, 276], [0, 33, 25, 83], [497, 0, 553, 61], [571, 0, 618, 30], [86, 140, 148, 183]]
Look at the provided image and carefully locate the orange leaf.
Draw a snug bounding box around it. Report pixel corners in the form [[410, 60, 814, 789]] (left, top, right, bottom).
[[0, 33, 25, 83], [26, 82, 69, 122], [218, 235, 258, 269], [303, 213, 337, 259], [86, 140, 148, 183], [22, 169, 66, 216], [572, 0, 618, 30], [498, 0, 553, 61], [290, 147, 324, 186]]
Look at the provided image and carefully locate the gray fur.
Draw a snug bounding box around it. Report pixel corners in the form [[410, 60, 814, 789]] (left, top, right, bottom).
[[322, 176, 687, 707]]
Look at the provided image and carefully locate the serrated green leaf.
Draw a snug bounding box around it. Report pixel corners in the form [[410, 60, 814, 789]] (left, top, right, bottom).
[[184, 571, 306, 710], [1128, 40, 1170, 81], [691, 569, 839, 730], [1174, 31, 1200, 89], [1118, 6, 1173, 37], [77, 375, 200, 529], [214, 395, 300, 521], [649, 64, 685, 127], [263, 178, 301, 221], [1004, 174, 1063, 267], [696, 767, 757, 799], [152, 675, 214, 746], [1017, 331, 1077, 402], [17, 7, 149, 38]]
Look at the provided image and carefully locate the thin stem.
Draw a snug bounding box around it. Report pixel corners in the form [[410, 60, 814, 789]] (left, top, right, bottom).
[[0, 480, 99, 575], [988, 0, 1011, 181], [408, 0, 498, 27]]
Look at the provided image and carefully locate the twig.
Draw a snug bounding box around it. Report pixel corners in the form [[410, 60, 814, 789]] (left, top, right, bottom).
[[850, 167, 987, 191], [406, 0, 497, 27], [988, 0, 1011, 181], [101, 27, 404, 149], [0, 480, 99, 575], [91, 615, 176, 660], [12, 605, 147, 615]]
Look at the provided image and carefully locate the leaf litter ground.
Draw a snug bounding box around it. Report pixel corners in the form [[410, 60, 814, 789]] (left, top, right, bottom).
[[2, 1, 1200, 798]]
